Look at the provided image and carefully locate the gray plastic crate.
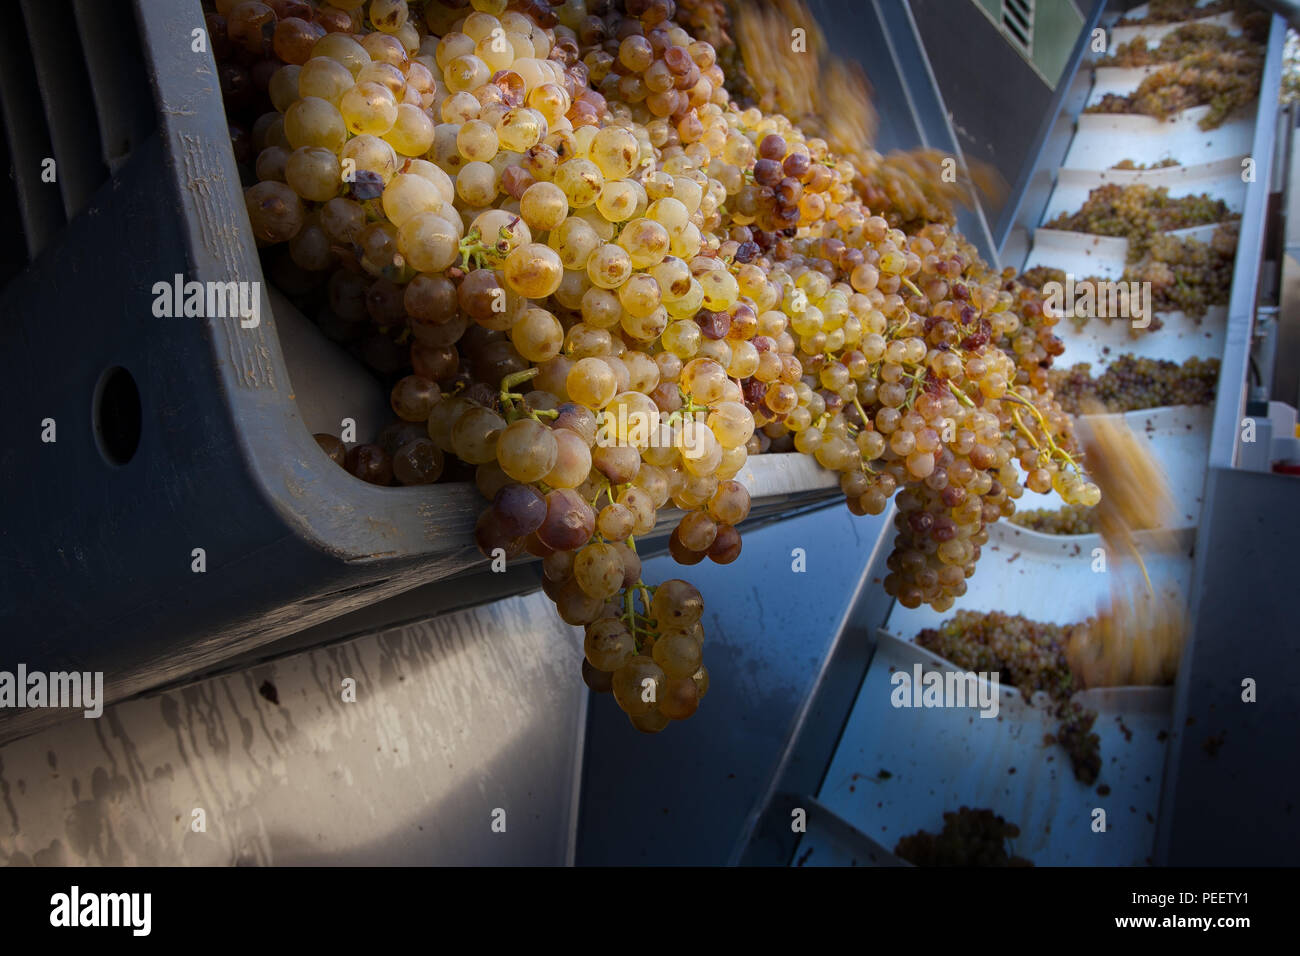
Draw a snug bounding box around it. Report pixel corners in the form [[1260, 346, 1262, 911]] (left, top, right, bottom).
[[0, 0, 493, 742]]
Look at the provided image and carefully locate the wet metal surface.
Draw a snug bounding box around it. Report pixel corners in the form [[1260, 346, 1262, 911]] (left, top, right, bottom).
[[0, 591, 585, 866], [576, 505, 889, 865]]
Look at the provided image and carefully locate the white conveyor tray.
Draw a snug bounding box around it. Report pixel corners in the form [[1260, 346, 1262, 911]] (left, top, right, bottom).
[[805, 631, 1172, 866], [1064, 107, 1256, 169], [1025, 222, 1233, 277], [1041, 157, 1247, 224]]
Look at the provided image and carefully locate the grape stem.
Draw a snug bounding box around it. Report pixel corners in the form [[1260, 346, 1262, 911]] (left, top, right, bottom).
[[1009, 407, 1040, 451], [666, 400, 711, 427], [851, 395, 868, 425], [499, 369, 543, 423], [901, 277, 923, 298], [675, 385, 712, 416], [623, 580, 659, 653], [905, 366, 926, 409], [501, 368, 540, 392], [638, 582, 655, 625], [458, 229, 487, 271], [1002, 392, 1081, 472], [850, 396, 878, 474], [624, 587, 640, 649], [948, 383, 976, 408]]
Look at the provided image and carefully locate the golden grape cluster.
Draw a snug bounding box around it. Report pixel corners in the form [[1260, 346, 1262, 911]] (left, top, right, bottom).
[[211, 0, 1092, 732]]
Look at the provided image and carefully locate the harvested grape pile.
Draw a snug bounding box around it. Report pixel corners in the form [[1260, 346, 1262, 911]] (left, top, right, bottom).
[[1089, 0, 1267, 130], [894, 807, 1033, 867], [1018, 265, 1066, 291], [1126, 222, 1238, 318], [1085, 45, 1264, 130], [1021, 226, 1236, 340], [1010, 503, 1099, 535], [1098, 22, 1256, 67], [916, 610, 1101, 783], [1111, 157, 1180, 169], [1042, 183, 1236, 253], [211, 0, 1094, 732], [1115, 0, 1261, 29], [916, 610, 1080, 700], [1049, 354, 1221, 414], [1018, 263, 1166, 335]]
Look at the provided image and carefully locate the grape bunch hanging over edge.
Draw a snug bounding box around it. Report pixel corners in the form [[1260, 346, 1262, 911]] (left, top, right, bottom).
[[211, 0, 1093, 732]]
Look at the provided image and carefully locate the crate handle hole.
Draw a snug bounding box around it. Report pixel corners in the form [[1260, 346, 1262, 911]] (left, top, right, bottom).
[[93, 366, 141, 466]]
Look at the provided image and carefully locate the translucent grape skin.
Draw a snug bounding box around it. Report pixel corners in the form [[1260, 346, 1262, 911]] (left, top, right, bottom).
[[537, 488, 596, 552], [554, 576, 606, 626], [345, 443, 393, 485], [544, 429, 593, 488], [245, 181, 305, 243], [668, 526, 707, 565], [314, 433, 346, 466], [612, 656, 666, 716], [393, 438, 444, 485], [708, 523, 742, 564], [582, 658, 614, 694], [629, 709, 671, 733], [475, 508, 525, 559], [496, 418, 559, 483], [492, 482, 547, 538], [584, 617, 635, 672], [659, 677, 700, 720], [651, 579, 704, 629], [379, 421, 427, 458], [391, 375, 440, 421], [652, 631, 703, 679], [573, 541, 625, 599]]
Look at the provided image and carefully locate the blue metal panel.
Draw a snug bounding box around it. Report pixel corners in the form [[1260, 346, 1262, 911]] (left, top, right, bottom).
[[1208, 15, 1288, 467], [1157, 466, 1300, 865], [576, 505, 891, 865]]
